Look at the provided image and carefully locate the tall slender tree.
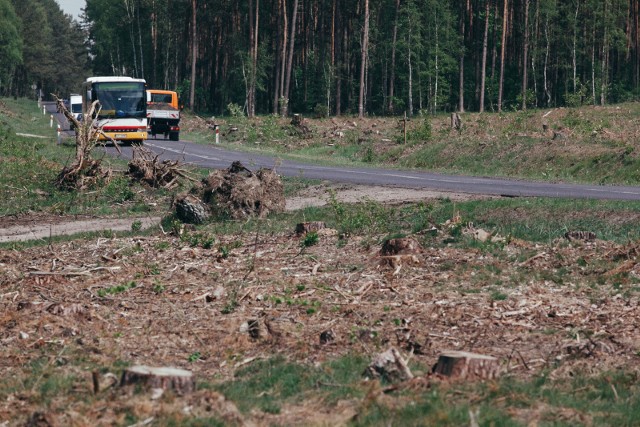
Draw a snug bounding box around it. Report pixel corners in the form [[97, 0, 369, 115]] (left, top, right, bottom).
[[189, 0, 196, 111], [497, 0, 507, 112]]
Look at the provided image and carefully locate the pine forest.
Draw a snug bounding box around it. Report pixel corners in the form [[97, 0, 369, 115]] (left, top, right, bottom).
[[1, 0, 640, 117]]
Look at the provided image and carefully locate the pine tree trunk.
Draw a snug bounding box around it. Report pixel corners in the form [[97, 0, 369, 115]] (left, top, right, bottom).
[[531, 0, 539, 107], [280, 0, 288, 109], [434, 16, 439, 112], [521, 0, 529, 110], [544, 15, 551, 106], [388, 0, 400, 113], [458, 2, 466, 113], [498, 0, 508, 112], [249, 0, 259, 117], [491, 1, 498, 81], [273, 0, 282, 114], [408, 42, 413, 116], [137, 2, 144, 79], [124, 0, 138, 77], [479, 0, 490, 113], [151, 0, 157, 85], [284, 0, 299, 117], [358, 0, 370, 118], [592, 29, 596, 105], [572, 1, 580, 93], [189, 0, 197, 111], [600, 0, 608, 106]]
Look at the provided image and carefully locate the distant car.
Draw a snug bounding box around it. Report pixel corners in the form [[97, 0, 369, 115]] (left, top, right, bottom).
[[69, 94, 83, 123]]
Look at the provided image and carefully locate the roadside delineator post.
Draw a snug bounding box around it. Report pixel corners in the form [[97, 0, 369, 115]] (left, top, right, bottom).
[[214, 124, 220, 144], [50, 115, 54, 128], [56, 124, 61, 145], [43, 105, 46, 115]]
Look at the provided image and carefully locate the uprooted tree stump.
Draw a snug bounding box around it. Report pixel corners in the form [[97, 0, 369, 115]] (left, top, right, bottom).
[[128, 145, 194, 189], [364, 347, 414, 383], [432, 351, 500, 380], [199, 161, 285, 219], [55, 158, 112, 191], [175, 194, 210, 224], [120, 365, 195, 395], [53, 96, 113, 191]]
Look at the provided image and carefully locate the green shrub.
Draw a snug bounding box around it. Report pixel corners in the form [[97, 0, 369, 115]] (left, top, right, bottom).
[[407, 110, 432, 144], [313, 103, 329, 118]]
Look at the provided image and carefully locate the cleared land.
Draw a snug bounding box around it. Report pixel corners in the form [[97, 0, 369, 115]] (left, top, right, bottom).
[[1, 99, 640, 426]]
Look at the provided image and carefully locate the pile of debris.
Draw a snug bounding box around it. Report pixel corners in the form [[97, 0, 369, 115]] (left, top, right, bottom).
[[127, 145, 193, 189], [174, 161, 285, 224]]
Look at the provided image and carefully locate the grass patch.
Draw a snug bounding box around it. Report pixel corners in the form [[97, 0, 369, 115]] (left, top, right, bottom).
[[209, 355, 368, 414], [203, 356, 640, 425]]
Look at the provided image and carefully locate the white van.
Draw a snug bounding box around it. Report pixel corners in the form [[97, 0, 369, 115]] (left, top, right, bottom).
[[69, 94, 82, 122]]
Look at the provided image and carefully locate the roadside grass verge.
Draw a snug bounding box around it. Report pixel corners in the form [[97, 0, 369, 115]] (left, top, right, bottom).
[[182, 103, 640, 186], [0, 98, 181, 218], [193, 196, 640, 245]]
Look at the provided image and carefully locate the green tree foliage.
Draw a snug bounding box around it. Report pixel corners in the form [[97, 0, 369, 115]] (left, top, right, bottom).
[[0, 0, 22, 92], [8, 0, 640, 114], [3, 0, 89, 99]]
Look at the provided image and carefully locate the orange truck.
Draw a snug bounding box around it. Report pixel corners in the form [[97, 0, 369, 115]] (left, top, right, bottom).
[[146, 89, 180, 141]]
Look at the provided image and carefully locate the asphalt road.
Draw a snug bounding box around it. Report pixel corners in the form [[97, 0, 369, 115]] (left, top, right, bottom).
[[44, 102, 640, 201]]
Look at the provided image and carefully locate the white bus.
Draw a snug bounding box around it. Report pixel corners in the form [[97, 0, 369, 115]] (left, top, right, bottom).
[[82, 76, 147, 144]]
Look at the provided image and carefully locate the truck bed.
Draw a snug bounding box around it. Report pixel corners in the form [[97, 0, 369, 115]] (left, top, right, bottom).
[[147, 104, 180, 120]]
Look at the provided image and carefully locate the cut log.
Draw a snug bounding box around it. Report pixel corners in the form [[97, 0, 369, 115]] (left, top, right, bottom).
[[120, 365, 195, 395], [432, 351, 500, 380], [364, 347, 413, 383]]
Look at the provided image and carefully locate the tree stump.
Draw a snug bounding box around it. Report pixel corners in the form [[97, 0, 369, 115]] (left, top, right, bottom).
[[380, 237, 423, 255], [175, 194, 210, 224], [296, 221, 326, 235], [291, 114, 312, 137], [120, 366, 195, 395], [564, 231, 596, 242], [432, 351, 500, 380], [450, 112, 462, 131], [364, 347, 414, 383]]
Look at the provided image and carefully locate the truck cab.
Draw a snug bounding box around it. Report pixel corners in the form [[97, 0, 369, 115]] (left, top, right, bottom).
[[146, 89, 180, 141]]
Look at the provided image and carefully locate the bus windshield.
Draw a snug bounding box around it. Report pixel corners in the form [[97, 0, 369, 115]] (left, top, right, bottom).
[[93, 82, 146, 119]]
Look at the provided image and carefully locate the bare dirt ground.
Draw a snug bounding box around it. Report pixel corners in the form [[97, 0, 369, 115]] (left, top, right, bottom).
[[1, 183, 639, 425]]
